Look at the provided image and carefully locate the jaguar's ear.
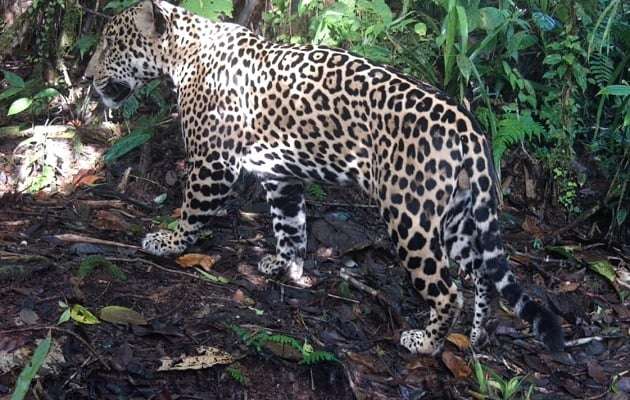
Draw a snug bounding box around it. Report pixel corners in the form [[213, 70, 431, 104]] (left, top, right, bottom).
[[135, 0, 168, 37]]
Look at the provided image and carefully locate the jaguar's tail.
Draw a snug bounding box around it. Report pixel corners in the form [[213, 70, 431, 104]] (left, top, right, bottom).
[[488, 257, 565, 352], [472, 131, 564, 352]]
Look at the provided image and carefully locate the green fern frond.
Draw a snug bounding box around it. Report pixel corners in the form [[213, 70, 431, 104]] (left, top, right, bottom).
[[300, 350, 338, 365], [493, 111, 543, 166], [307, 184, 327, 201], [590, 53, 614, 88], [267, 334, 302, 351], [77, 256, 127, 281], [226, 366, 248, 385]]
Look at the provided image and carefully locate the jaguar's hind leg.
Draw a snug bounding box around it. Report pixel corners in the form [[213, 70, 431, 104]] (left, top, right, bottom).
[[388, 209, 463, 354], [444, 188, 493, 348], [258, 179, 308, 284]]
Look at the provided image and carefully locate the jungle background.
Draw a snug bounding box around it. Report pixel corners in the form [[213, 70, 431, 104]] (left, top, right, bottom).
[[0, 0, 629, 399]]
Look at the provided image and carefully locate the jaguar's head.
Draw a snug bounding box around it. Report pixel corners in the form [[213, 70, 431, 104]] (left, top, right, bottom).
[[84, 0, 170, 108]]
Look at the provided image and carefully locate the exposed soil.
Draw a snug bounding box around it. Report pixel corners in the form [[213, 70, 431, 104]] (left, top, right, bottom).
[[1, 125, 629, 400]]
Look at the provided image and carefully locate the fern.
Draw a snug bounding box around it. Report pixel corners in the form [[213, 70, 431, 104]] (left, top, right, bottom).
[[307, 183, 327, 201], [493, 111, 543, 168], [266, 334, 302, 351], [77, 256, 127, 281], [226, 366, 248, 385], [300, 350, 338, 365], [590, 53, 614, 88], [230, 325, 338, 365]]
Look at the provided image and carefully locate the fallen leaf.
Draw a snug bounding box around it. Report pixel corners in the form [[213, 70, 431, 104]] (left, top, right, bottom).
[[74, 174, 102, 187], [69, 304, 100, 325], [588, 260, 616, 283], [587, 360, 607, 385], [446, 333, 470, 350], [232, 289, 256, 307], [558, 280, 580, 293], [176, 253, 220, 271], [170, 208, 182, 219], [157, 346, 233, 371], [441, 351, 471, 380], [100, 306, 147, 326], [522, 215, 544, 238], [18, 309, 39, 325], [93, 210, 130, 231]]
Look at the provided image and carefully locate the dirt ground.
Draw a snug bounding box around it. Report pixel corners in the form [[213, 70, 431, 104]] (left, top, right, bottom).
[[1, 125, 629, 400]]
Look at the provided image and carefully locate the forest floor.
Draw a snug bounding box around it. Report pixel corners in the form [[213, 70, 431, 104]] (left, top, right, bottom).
[[1, 123, 629, 400]]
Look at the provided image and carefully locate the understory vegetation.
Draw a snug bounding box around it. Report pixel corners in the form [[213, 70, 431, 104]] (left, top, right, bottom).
[[1, 0, 628, 241]]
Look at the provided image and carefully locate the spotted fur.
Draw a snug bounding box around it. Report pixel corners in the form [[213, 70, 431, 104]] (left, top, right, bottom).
[[85, 0, 564, 354]]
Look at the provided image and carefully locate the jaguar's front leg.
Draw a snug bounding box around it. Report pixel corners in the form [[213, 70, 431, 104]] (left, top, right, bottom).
[[142, 156, 239, 256], [258, 179, 308, 284]]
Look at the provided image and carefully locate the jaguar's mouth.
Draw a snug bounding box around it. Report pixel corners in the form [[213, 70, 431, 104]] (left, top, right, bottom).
[[102, 80, 132, 104]]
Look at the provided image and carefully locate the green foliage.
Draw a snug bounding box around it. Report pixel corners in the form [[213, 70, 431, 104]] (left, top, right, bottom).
[[77, 255, 127, 281], [1, 71, 60, 117], [493, 110, 543, 168], [10, 333, 52, 400], [74, 35, 98, 59], [230, 325, 338, 365], [307, 183, 327, 201], [181, 0, 233, 21], [472, 359, 531, 400], [103, 0, 140, 13], [226, 366, 248, 385]]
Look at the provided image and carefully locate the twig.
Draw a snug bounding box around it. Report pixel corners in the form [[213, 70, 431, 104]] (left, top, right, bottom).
[[105, 257, 227, 288], [339, 268, 397, 311], [268, 279, 360, 304], [54, 233, 143, 251], [563, 335, 618, 347], [0, 326, 110, 370]]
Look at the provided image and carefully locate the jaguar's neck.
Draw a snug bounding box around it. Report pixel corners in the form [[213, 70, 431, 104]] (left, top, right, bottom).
[[159, 10, 217, 87]]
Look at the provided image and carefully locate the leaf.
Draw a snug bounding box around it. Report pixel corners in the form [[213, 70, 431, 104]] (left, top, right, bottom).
[[0, 86, 25, 101], [176, 253, 220, 271], [479, 7, 505, 31], [616, 209, 628, 225], [3, 70, 25, 88], [7, 98, 33, 116], [57, 309, 71, 325], [543, 54, 562, 65], [157, 346, 233, 371], [33, 88, 61, 99], [196, 268, 230, 284], [442, 351, 471, 379], [456, 54, 472, 83], [10, 334, 52, 400], [74, 35, 98, 58], [588, 260, 616, 283], [69, 304, 100, 325], [74, 174, 102, 187], [99, 305, 147, 325], [414, 22, 427, 37], [103, 130, 152, 163], [446, 333, 470, 350], [532, 11, 560, 32], [598, 84, 630, 96], [455, 5, 468, 53], [180, 0, 233, 21]]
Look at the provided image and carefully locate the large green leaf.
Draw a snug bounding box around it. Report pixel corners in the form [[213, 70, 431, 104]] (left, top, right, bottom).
[[7, 97, 33, 116], [479, 7, 505, 31], [2, 70, 25, 88], [0, 86, 25, 101], [181, 0, 233, 21], [10, 334, 52, 400], [103, 130, 152, 163], [599, 84, 630, 96], [74, 35, 98, 59]]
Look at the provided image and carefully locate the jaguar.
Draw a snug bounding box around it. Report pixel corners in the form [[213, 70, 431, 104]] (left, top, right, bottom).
[[84, 0, 564, 354]]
